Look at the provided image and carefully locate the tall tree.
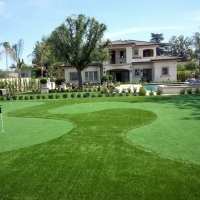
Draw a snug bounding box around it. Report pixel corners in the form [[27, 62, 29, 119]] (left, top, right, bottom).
[[168, 35, 193, 61], [29, 36, 50, 78], [150, 33, 164, 43], [0, 42, 10, 76], [6, 39, 25, 91], [47, 14, 111, 87], [150, 33, 165, 55], [192, 31, 200, 72]]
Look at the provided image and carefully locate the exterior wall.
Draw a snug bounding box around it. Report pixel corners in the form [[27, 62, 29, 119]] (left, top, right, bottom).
[[64, 66, 101, 84], [132, 63, 153, 82], [126, 46, 132, 63], [153, 61, 177, 82]]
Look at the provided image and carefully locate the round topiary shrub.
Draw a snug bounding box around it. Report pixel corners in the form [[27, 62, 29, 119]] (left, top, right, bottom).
[[139, 87, 146, 96], [48, 94, 54, 99], [63, 94, 68, 98], [55, 94, 60, 99], [30, 96, 34, 100], [91, 94, 96, 98], [71, 93, 76, 98], [36, 95, 41, 99], [24, 96, 29, 100], [19, 96, 24, 100], [98, 93, 102, 97], [83, 93, 87, 98], [42, 95, 46, 99], [119, 93, 123, 96], [77, 93, 81, 98], [12, 95, 17, 100]]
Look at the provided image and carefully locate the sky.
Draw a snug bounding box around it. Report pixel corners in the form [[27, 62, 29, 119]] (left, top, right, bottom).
[[0, 0, 200, 70]]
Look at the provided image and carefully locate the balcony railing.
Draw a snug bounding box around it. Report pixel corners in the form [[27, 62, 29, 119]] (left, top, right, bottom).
[[110, 57, 126, 64]]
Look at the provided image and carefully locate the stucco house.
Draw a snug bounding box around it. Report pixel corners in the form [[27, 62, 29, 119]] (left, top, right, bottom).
[[62, 39, 180, 84]]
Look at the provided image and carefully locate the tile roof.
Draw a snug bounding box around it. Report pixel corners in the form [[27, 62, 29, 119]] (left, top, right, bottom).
[[112, 40, 159, 46], [61, 62, 102, 67], [132, 55, 181, 63]]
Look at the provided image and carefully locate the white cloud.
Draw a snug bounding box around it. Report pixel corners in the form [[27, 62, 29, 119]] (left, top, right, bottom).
[[105, 26, 182, 39]]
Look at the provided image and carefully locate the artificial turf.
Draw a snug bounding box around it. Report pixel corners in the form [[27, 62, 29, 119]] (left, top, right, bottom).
[[0, 95, 200, 199]]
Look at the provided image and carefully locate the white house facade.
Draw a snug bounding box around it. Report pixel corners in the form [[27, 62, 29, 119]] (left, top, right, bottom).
[[62, 39, 180, 84]]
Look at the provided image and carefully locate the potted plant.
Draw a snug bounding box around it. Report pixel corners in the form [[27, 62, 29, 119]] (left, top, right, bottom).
[[55, 78, 65, 86], [101, 75, 108, 87], [40, 78, 47, 85]]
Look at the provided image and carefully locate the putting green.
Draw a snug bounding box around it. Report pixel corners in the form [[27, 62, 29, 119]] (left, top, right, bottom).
[[0, 102, 73, 152], [51, 101, 200, 164], [50, 102, 136, 114]]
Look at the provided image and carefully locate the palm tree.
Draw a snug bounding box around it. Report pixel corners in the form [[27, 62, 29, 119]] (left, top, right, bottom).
[[0, 42, 10, 77], [6, 39, 25, 91]]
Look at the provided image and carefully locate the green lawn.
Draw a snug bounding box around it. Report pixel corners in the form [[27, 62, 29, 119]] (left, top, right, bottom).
[[0, 95, 200, 199]]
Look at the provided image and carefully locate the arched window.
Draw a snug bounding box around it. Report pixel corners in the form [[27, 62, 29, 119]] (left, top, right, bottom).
[[143, 49, 153, 57]]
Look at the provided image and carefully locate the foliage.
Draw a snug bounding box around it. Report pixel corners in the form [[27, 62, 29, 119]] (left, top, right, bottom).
[[101, 75, 108, 82], [71, 93, 76, 98], [40, 78, 47, 84], [63, 93, 68, 98], [150, 33, 165, 55], [100, 87, 107, 93], [108, 75, 113, 80], [187, 88, 192, 94], [168, 35, 193, 61], [55, 78, 65, 85], [192, 31, 200, 71], [194, 88, 200, 94], [184, 61, 198, 71], [77, 93, 81, 98], [47, 14, 111, 87], [177, 70, 191, 81], [149, 89, 154, 96], [180, 88, 186, 94], [156, 88, 162, 95], [139, 87, 146, 96]]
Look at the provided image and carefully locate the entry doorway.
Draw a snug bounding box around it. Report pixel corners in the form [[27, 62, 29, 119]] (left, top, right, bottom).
[[110, 70, 129, 83]]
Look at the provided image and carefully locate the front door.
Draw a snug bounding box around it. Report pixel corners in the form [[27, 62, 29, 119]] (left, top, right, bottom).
[[143, 69, 152, 82]]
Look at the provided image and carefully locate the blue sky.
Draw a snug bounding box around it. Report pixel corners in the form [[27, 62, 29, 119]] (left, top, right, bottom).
[[0, 0, 200, 70]]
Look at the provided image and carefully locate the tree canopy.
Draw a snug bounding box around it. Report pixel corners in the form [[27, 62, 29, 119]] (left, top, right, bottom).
[[47, 14, 111, 87], [192, 31, 200, 72], [168, 35, 193, 61]]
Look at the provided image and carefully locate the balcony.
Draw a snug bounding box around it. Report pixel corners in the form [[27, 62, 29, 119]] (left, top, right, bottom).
[[110, 57, 126, 64]]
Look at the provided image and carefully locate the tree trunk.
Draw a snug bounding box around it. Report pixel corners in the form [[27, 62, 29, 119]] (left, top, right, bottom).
[[18, 69, 22, 92], [77, 68, 83, 88]]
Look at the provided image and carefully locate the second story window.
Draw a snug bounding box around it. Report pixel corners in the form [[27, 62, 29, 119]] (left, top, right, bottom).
[[134, 50, 138, 56], [120, 51, 126, 58], [143, 49, 153, 57]]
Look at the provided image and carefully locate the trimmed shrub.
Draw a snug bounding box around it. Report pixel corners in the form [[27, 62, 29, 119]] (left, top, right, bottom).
[[36, 95, 41, 99], [180, 88, 186, 95], [195, 88, 200, 94], [55, 94, 60, 99], [119, 93, 123, 96], [125, 92, 129, 96], [19, 96, 23, 100], [100, 87, 107, 94], [24, 96, 29, 100], [42, 95, 46, 99], [12, 95, 17, 100], [121, 88, 126, 93], [187, 88, 192, 94], [30, 96, 34, 100], [149, 89, 154, 96], [127, 87, 131, 93], [71, 93, 76, 98], [63, 94, 68, 98], [77, 93, 81, 98], [139, 87, 146, 96], [91, 94, 96, 98], [111, 93, 116, 97], [83, 93, 87, 98], [156, 88, 162, 95], [105, 93, 110, 97], [98, 93, 102, 97], [48, 94, 54, 99]]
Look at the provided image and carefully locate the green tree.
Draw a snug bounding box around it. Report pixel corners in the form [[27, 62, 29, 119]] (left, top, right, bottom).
[[168, 35, 193, 61], [29, 36, 50, 78], [184, 61, 198, 71], [47, 14, 111, 87], [150, 33, 164, 43], [6, 39, 25, 91], [192, 31, 200, 72]]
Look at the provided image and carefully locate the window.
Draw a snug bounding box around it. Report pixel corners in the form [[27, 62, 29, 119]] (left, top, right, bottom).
[[143, 49, 153, 57], [120, 51, 126, 58], [161, 67, 169, 76], [134, 69, 140, 76], [85, 71, 98, 81], [70, 72, 78, 81], [134, 50, 138, 56]]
